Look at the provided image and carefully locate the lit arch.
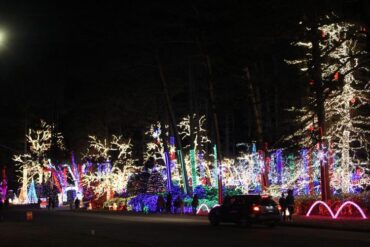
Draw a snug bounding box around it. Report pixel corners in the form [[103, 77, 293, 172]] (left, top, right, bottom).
[[196, 204, 210, 214], [306, 200, 367, 219], [196, 203, 221, 215], [334, 201, 367, 219], [306, 200, 335, 218]]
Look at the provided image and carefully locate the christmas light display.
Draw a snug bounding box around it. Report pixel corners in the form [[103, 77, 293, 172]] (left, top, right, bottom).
[[164, 152, 172, 191], [178, 114, 211, 190], [178, 114, 211, 153], [82, 135, 137, 200], [190, 149, 198, 188], [1, 167, 7, 202], [285, 14, 370, 193], [306, 200, 367, 219], [196, 203, 220, 215], [11, 113, 369, 212], [144, 122, 168, 165], [13, 120, 65, 204], [27, 179, 38, 204], [146, 170, 166, 193]]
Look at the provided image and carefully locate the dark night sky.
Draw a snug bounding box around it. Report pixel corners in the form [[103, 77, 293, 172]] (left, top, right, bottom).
[[0, 1, 369, 185]]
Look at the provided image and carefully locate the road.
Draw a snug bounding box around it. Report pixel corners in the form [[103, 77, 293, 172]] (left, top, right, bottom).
[[1, 210, 369, 247]]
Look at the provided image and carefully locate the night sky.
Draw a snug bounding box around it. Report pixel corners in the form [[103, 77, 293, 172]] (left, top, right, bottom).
[[0, 1, 369, 186]]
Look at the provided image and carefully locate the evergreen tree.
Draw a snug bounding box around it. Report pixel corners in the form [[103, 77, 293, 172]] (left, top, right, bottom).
[[146, 171, 166, 194], [27, 179, 38, 204], [126, 172, 150, 196], [285, 13, 370, 193]]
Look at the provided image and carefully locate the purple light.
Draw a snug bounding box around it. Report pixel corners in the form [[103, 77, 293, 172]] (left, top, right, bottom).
[[170, 136, 175, 146]]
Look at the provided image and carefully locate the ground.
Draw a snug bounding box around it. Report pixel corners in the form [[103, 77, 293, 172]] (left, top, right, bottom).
[[0, 209, 369, 247]]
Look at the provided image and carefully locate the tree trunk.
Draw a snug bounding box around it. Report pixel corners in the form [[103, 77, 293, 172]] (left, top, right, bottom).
[[197, 37, 223, 203], [244, 67, 264, 147], [311, 23, 330, 201], [156, 55, 190, 194], [224, 114, 230, 156]]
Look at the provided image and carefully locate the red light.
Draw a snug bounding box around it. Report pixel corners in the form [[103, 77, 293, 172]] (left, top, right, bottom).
[[277, 205, 282, 211], [333, 71, 339, 81], [253, 206, 260, 212]]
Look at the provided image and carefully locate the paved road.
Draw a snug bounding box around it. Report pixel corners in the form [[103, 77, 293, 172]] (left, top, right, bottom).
[[1, 210, 369, 247]]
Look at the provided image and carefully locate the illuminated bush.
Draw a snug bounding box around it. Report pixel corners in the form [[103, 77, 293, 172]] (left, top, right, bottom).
[[128, 194, 158, 212]]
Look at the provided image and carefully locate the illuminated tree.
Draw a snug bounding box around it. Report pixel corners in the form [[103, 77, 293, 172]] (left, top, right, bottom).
[[126, 172, 150, 196], [143, 121, 171, 189], [82, 135, 138, 199], [178, 114, 211, 154], [143, 121, 168, 165], [285, 13, 370, 193], [83, 135, 111, 162], [178, 114, 212, 187], [27, 179, 38, 204], [146, 171, 166, 194], [13, 120, 65, 203]]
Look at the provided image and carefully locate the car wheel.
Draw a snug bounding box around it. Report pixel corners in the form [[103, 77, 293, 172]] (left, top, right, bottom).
[[209, 213, 220, 226]]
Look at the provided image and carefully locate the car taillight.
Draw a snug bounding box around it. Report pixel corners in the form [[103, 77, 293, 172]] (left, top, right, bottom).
[[253, 206, 260, 212]]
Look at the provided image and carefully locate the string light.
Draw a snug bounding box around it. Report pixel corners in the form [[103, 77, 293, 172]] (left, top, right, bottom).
[[285, 14, 370, 193]]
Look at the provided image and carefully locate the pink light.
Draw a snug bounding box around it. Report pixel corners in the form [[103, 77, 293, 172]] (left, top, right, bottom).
[[306, 200, 335, 218], [306, 200, 367, 219], [334, 201, 367, 219]]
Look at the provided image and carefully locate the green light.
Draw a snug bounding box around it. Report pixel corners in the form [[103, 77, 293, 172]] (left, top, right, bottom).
[[190, 149, 197, 189], [213, 145, 218, 189], [177, 150, 189, 194]]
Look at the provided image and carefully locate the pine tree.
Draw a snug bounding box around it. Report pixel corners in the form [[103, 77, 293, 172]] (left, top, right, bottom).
[[27, 179, 38, 204], [126, 172, 150, 196], [285, 13, 370, 193], [146, 171, 166, 194]]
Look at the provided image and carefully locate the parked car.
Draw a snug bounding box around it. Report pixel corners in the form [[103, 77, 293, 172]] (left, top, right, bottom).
[[208, 195, 281, 227]]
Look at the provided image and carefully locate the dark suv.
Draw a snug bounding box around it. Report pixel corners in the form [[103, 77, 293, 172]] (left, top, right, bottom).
[[208, 195, 281, 227]]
